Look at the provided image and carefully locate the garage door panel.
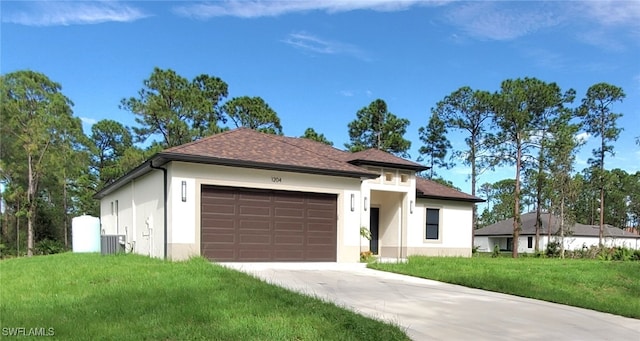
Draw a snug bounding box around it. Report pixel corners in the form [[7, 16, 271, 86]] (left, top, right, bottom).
[[238, 219, 271, 230], [238, 249, 272, 260], [201, 218, 236, 229], [201, 185, 337, 262], [274, 234, 304, 245], [239, 233, 272, 244], [307, 222, 334, 232], [274, 221, 304, 231], [274, 207, 304, 218]]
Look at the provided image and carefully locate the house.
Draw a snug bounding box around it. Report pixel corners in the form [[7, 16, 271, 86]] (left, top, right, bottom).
[[474, 212, 640, 253], [95, 128, 483, 262]]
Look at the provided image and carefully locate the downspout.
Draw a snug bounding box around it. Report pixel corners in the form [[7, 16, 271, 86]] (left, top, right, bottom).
[[150, 161, 168, 260]]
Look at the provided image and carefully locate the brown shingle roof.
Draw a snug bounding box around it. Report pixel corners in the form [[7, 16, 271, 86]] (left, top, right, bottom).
[[416, 177, 484, 202], [347, 148, 428, 171], [162, 128, 375, 177], [475, 212, 640, 239], [95, 128, 484, 203]]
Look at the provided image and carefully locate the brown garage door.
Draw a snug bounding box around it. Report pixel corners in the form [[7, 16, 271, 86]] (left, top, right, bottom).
[[201, 185, 337, 262]]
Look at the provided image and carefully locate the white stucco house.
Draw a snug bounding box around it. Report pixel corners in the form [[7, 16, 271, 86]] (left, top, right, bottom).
[[95, 128, 483, 262], [475, 212, 640, 253]]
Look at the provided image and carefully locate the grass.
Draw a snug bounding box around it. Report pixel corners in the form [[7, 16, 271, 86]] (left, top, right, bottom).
[[0, 253, 409, 340], [369, 256, 640, 319]]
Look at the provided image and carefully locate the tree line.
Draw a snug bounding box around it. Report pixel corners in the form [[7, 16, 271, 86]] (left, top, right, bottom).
[[1, 68, 636, 258]]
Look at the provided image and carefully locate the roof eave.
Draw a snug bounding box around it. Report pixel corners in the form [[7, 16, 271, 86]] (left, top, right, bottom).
[[160, 152, 378, 179], [416, 193, 485, 203], [349, 160, 429, 171], [94, 152, 378, 200]]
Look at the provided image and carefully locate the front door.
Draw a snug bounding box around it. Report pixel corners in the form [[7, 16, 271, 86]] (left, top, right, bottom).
[[370, 208, 379, 254]]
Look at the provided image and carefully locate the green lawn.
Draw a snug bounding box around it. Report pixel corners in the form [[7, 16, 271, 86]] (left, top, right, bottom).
[[0, 253, 409, 340], [369, 256, 640, 319]]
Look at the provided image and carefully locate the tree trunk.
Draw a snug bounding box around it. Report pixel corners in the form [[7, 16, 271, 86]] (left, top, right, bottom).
[[535, 149, 543, 252], [63, 179, 69, 248], [560, 191, 565, 259], [598, 137, 605, 247], [471, 148, 477, 249], [513, 141, 521, 258], [27, 154, 34, 257]]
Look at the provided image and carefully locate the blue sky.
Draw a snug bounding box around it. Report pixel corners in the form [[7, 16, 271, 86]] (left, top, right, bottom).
[[2, 1, 639, 194]]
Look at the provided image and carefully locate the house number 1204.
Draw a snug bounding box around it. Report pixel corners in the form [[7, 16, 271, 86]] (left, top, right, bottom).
[[271, 177, 282, 183]]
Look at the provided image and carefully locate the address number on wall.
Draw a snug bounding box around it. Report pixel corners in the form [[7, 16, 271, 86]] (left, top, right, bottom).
[[271, 176, 282, 183]]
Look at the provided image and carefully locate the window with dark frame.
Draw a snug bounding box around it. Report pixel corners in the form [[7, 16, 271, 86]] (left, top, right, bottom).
[[527, 236, 533, 248], [426, 208, 440, 240]]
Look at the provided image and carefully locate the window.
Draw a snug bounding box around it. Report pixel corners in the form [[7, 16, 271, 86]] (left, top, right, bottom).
[[384, 172, 394, 182], [425, 208, 440, 240], [506, 237, 513, 251], [400, 173, 410, 184], [527, 236, 533, 248]]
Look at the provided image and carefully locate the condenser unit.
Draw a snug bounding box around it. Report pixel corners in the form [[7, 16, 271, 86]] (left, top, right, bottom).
[[101, 235, 125, 255]]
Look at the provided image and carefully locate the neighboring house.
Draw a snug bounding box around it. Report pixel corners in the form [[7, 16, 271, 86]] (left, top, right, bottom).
[[95, 128, 483, 262], [475, 212, 640, 253]]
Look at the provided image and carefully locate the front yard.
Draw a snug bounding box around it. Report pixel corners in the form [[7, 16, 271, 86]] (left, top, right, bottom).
[[0, 253, 409, 340], [369, 256, 640, 319]]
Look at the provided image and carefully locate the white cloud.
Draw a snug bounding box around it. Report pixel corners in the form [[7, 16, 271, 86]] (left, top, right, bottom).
[[3, 1, 149, 26], [282, 32, 371, 61], [444, 2, 563, 41], [340, 90, 354, 97], [80, 117, 98, 125], [575, 132, 590, 144], [580, 1, 640, 28], [173, 0, 449, 19]]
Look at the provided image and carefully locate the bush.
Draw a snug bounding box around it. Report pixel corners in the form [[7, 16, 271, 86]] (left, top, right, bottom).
[[35, 239, 66, 255], [492, 244, 500, 258], [545, 241, 561, 257]]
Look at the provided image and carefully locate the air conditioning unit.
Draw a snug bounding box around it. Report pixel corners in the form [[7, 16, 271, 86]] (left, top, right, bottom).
[[101, 235, 125, 255]]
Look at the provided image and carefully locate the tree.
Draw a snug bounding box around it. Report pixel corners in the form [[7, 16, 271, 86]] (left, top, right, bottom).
[[434, 86, 494, 234], [527, 82, 575, 252], [1, 71, 78, 256], [345, 99, 411, 157], [492, 77, 545, 258], [120, 67, 228, 148], [222, 96, 283, 135], [90, 119, 134, 187], [479, 179, 518, 227], [301, 128, 333, 145], [547, 112, 581, 258], [578, 83, 625, 246], [418, 111, 452, 179]]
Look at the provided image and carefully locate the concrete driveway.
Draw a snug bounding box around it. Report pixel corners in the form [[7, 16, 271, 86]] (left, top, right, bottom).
[[221, 262, 640, 341]]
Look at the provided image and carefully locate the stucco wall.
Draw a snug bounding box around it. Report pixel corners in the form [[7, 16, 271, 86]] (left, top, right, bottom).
[[475, 235, 640, 253], [99, 170, 164, 258], [411, 198, 474, 256]]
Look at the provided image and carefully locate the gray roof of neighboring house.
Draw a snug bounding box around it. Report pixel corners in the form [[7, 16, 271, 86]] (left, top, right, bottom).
[[475, 212, 640, 239]]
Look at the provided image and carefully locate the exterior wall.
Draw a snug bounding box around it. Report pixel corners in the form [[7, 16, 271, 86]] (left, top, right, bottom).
[[360, 167, 414, 259], [475, 235, 640, 253], [98, 170, 165, 258], [410, 198, 474, 257], [166, 162, 362, 262]]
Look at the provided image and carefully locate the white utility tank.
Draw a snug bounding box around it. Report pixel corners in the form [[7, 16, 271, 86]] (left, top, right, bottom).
[[72, 215, 101, 252]]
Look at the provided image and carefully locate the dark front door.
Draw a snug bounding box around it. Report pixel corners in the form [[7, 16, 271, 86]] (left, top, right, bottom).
[[370, 207, 379, 254]]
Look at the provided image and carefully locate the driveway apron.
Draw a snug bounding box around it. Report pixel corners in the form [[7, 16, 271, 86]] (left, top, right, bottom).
[[221, 262, 640, 341]]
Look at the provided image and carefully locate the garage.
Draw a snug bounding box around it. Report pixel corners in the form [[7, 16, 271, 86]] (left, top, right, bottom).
[[201, 185, 338, 262]]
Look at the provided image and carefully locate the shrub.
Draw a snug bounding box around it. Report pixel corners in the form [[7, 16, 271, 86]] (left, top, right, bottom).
[[545, 241, 561, 257], [35, 239, 66, 255], [491, 244, 500, 258]]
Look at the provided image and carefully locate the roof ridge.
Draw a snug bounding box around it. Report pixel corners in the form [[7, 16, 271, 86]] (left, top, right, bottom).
[[262, 133, 354, 166], [164, 128, 239, 153]]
